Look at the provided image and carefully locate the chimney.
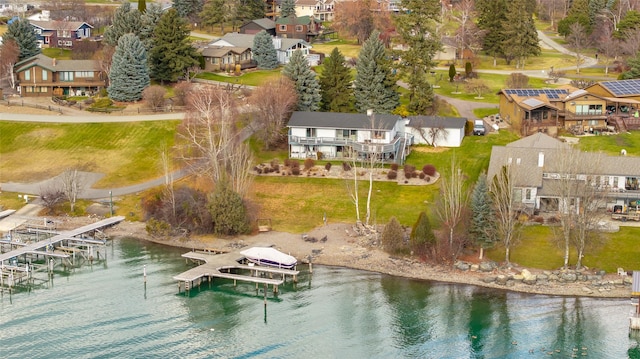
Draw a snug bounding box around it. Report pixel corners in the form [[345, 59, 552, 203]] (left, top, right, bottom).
[[52, 58, 56, 66], [538, 152, 544, 167]]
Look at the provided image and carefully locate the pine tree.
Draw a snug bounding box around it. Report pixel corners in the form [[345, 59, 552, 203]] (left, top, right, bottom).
[[209, 181, 250, 235], [282, 49, 321, 111], [622, 52, 640, 79], [557, 0, 591, 36], [140, 3, 164, 51], [173, 0, 204, 20], [501, 0, 540, 68], [477, 0, 508, 66], [353, 30, 398, 114], [469, 173, 495, 248], [199, 0, 226, 33], [104, 2, 142, 46], [240, 0, 266, 20], [108, 34, 150, 102], [252, 30, 278, 69], [149, 8, 200, 83], [3, 19, 40, 61], [406, 68, 433, 115], [411, 211, 436, 253], [280, 0, 296, 18], [319, 47, 353, 112], [381, 216, 404, 253]]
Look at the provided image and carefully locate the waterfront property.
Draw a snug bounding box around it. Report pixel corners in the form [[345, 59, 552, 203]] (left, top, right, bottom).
[[173, 246, 299, 296]]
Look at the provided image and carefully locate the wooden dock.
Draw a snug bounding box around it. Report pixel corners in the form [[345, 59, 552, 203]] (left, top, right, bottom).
[[173, 247, 300, 295]]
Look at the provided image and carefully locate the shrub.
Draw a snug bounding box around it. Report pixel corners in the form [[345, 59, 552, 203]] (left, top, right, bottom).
[[172, 82, 192, 106], [387, 170, 397, 180], [425, 176, 430, 182], [390, 163, 399, 171], [403, 164, 415, 177], [146, 218, 172, 238], [83, 98, 95, 105], [423, 164, 436, 176], [342, 162, 351, 171], [316, 151, 323, 160], [291, 167, 301, 175], [142, 85, 167, 110], [412, 171, 418, 178], [419, 172, 425, 179], [381, 217, 405, 253], [284, 158, 291, 167], [290, 159, 300, 168], [325, 162, 332, 171], [209, 183, 250, 235], [304, 158, 315, 170], [272, 163, 280, 172], [256, 167, 263, 174]]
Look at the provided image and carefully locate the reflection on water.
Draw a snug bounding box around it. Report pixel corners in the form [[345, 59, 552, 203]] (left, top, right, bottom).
[[0, 238, 639, 358]]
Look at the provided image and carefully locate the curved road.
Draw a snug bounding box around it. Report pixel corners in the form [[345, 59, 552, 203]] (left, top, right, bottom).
[[1, 30, 593, 199]]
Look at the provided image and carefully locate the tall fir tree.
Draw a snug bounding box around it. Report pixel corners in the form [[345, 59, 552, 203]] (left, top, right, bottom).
[[501, 0, 540, 68], [319, 47, 353, 112], [140, 3, 164, 51], [173, 0, 204, 20], [280, 0, 296, 18], [353, 30, 398, 114], [3, 19, 40, 61], [381, 216, 404, 253], [622, 52, 640, 79], [469, 173, 495, 248], [252, 30, 278, 69], [239, 0, 266, 20], [411, 211, 436, 253], [476, 0, 508, 66], [393, 0, 439, 115], [557, 0, 591, 36], [104, 2, 142, 46], [108, 34, 150, 102], [199, 0, 226, 33], [149, 8, 200, 83], [282, 49, 321, 111]]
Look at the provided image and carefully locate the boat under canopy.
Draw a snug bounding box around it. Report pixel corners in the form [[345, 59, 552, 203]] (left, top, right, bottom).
[[239, 247, 297, 269]]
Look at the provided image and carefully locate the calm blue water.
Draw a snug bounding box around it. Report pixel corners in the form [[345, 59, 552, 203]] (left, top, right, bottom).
[[1, 237, 639, 358]]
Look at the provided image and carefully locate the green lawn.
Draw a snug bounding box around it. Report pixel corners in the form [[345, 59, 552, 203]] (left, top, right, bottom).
[[310, 39, 362, 58], [196, 69, 282, 86], [42, 48, 72, 59], [576, 132, 640, 155]]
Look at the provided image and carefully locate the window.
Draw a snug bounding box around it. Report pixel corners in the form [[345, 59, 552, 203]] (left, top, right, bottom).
[[295, 25, 303, 32], [279, 25, 287, 31], [24, 70, 30, 81], [60, 72, 74, 81], [516, 158, 521, 165], [75, 71, 94, 78], [306, 128, 317, 137], [373, 130, 385, 139], [25, 86, 33, 93], [42, 69, 48, 81], [525, 189, 532, 200]]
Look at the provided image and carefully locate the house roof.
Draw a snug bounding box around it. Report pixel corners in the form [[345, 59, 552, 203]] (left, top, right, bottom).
[[276, 15, 313, 25], [242, 18, 276, 30], [15, 53, 99, 73], [596, 79, 640, 98], [505, 132, 569, 149], [211, 33, 310, 51], [30, 20, 93, 31], [199, 46, 249, 57], [407, 116, 466, 130], [288, 111, 401, 130], [501, 88, 570, 101]]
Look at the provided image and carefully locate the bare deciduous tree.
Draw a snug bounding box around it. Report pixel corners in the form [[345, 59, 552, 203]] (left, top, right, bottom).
[[0, 39, 19, 89], [250, 77, 298, 150], [39, 185, 65, 213], [96, 46, 115, 87], [61, 169, 83, 213], [436, 157, 469, 253], [465, 78, 490, 98], [333, 0, 375, 44], [176, 85, 253, 196], [566, 23, 591, 74], [595, 23, 621, 75], [143, 85, 167, 110], [489, 164, 520, 265]]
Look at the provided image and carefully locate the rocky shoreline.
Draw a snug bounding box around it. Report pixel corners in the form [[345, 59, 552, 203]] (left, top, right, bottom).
[[94, 218, 633, 299]]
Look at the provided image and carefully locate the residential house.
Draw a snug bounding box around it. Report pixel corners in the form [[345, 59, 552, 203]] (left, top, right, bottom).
[[198, 46, 254, 72], [498, 88, 569, 136], [206, 33, 312, 66], [0, 1, 28, 15], [287, 111, 413, 164], [561, 89, 608, 134], [240, 18, 276, 36], [487, 132, 640, 214], [275, 15, 321, 42], [584, 79, 640, 129], [434, 37, 457, 62], [14, 54, 106, 97], [271, 0, 336, 21], [406, 116, 467, 147], [29, 20, 93, 48]]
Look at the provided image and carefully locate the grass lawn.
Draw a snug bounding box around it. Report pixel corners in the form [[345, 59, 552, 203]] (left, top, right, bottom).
[[0, 121, 181, 188], [310, 39, 362, 58], [42, 48, 72, 60], [576, 132, 640, 154], [196, 69, 282, 86]]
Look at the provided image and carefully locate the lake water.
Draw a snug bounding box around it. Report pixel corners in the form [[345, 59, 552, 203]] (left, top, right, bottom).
[[1, 237, 639, 358]]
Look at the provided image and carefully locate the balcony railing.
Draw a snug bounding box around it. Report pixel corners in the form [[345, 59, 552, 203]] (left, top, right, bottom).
[[563, 110, 607, 120], [289, 133, 412, 155]]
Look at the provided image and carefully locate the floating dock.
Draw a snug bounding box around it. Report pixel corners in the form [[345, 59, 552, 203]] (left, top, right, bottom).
[[173, 247, 300, 296]]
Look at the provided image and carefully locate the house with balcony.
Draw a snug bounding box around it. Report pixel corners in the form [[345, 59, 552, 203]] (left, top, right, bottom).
[[205, 32, 312, 67], [14, 54, 106, 97], [198, 46, 254, 72], [498, 88, 569, 136], [29, 20, 93, 48], [487, 132, 640, 215], [275, 15, 321, 42], [584, 79, 640, 131], [561, 89, 608, 134], [287, 111, 413, 164]]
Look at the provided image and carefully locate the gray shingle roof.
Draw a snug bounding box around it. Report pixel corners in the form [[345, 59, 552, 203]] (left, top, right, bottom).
[[244, 18, 275, 30], [15, 53, 99, 73], [30, 20, 93, 31], [288, 111, 401, 130], [407, 116, 467, 130], [212, 33, 309, 51]]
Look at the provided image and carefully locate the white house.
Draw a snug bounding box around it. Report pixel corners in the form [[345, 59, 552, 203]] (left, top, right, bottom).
[[287, 111, 413, 164], [406, 116, 467, 147], [208, 33, 312, 65]]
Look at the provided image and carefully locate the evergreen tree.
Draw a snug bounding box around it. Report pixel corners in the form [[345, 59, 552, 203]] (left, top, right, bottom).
[[209, 182, 250, 236], [104, 2, 142, 46], [448, 63, 456, 82], [622, 52, 640, 79], [319, 47, 353, 112], [173, 0, 204, 20], [501, 0, 540, 68], [252, 30, 278, 69], [138, 0, 146, 13], [282, 49, 321, 111], [476, 0, 508, 66], [280, 0, 296, 18], [381, 216, 404, 253], [353, 30, 399, 114], [140, 3, 164, 51], [108, 34, 150, 102], [149, 8, 200, 83], [410, 211, 435, 255], [469, 173, 495, 248], [616, 10, 640, 39], [3, 19, 40, 61], [239, 0, 266, 20], [393, 0, 439, 115], [557, 0, 590, 36], [199, 0, 226, 33]]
